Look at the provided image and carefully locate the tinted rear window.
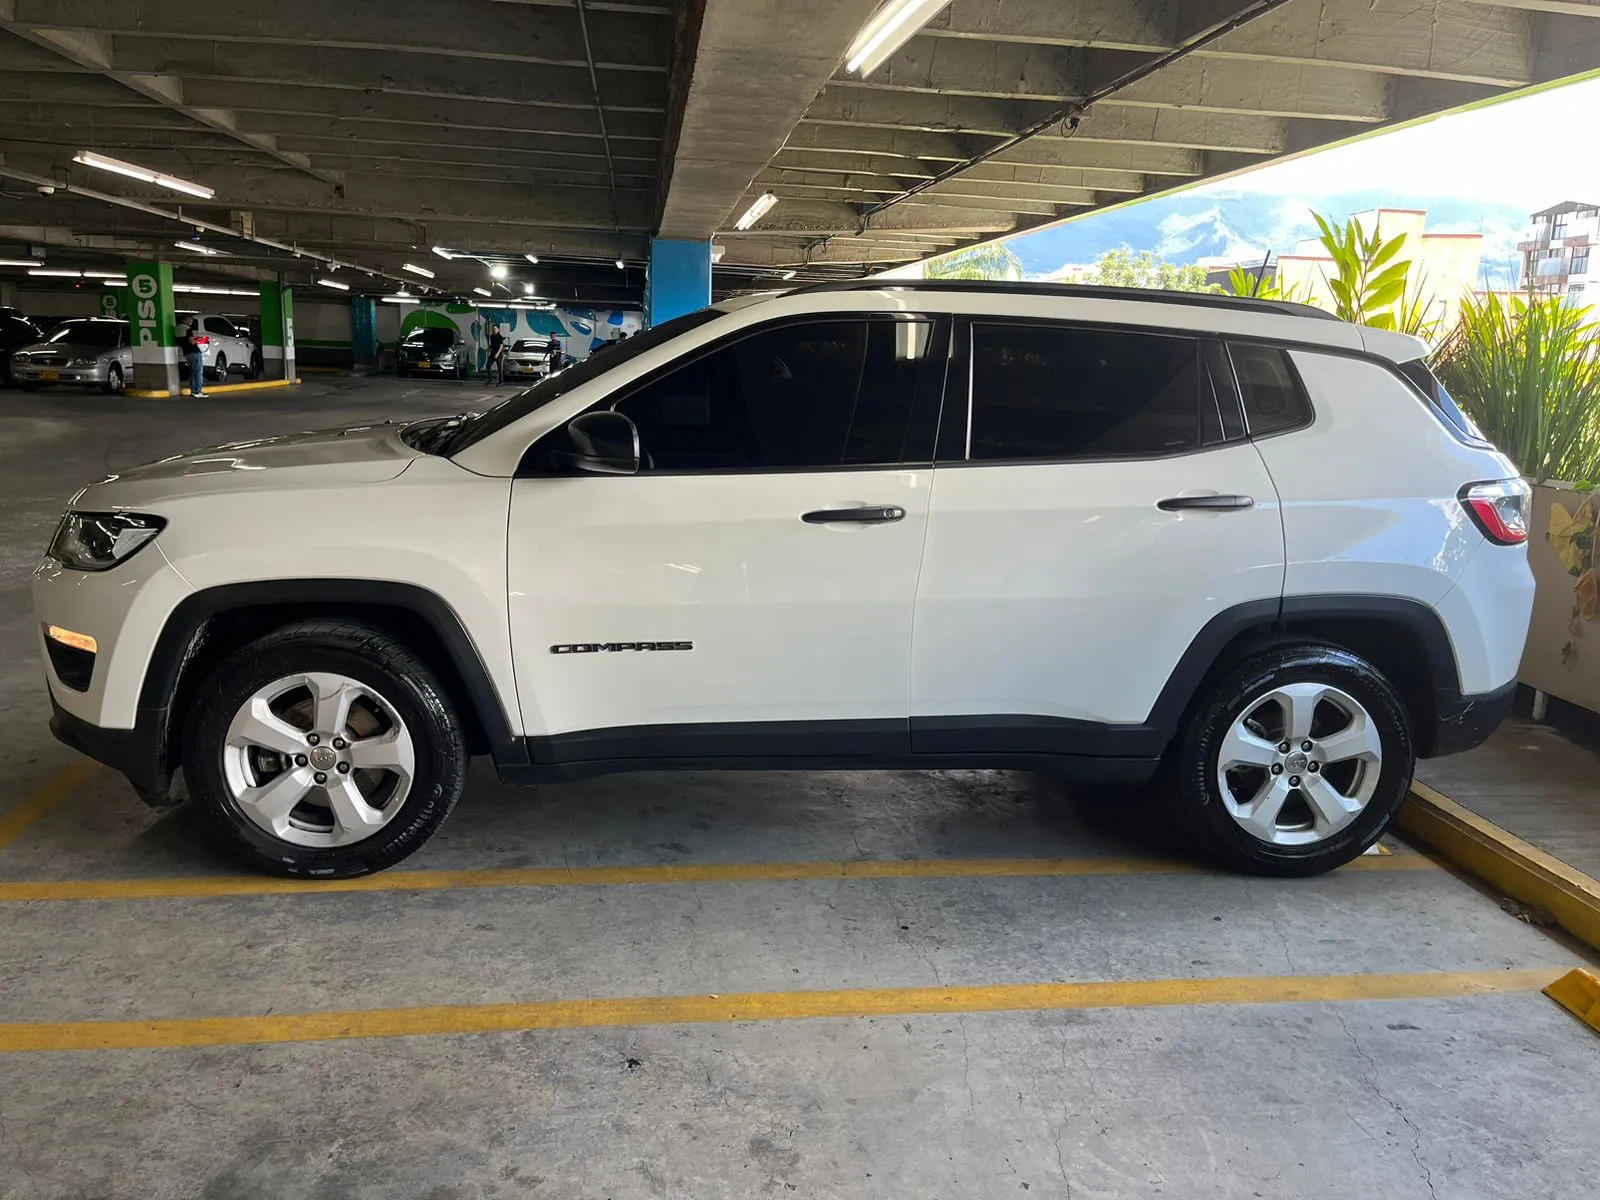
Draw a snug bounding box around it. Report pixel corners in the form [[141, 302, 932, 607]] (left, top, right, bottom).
[[1397, 359, 1485, 442], [1227, 343, 1312, 436]]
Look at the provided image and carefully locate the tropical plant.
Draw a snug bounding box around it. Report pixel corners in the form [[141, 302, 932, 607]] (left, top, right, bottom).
[[925, 242, 1024, 280], [1433, 291, 1600, 483], [1082, 247, 1218, 293], [1310, 211, 1412, 330], [1396, 269, 1444, 341], [1224, 263, 1313, 304]]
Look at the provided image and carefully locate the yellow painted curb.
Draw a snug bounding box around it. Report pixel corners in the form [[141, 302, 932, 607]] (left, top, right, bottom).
[[1399, 780, 1600, 953], [1544, 967, 1600, 1034], [126, 378, 301, 398]]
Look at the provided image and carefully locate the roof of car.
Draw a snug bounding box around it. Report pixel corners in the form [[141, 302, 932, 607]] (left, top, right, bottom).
[[795, 278, 1336, 321]]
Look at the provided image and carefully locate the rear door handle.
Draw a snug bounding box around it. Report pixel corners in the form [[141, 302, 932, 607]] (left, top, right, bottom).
[[802, 505, 906, 524], [1157, 494, 1255, 512]]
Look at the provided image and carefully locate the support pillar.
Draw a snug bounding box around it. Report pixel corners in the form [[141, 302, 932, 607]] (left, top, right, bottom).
[[351, 296, 377, 371], [259, 279, 296, 381], [125, 261, 178, 395], [645, 238, 711, 327]]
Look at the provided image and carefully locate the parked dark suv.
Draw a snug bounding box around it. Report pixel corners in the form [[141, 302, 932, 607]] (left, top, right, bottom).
[[397, 327, 470, 379]]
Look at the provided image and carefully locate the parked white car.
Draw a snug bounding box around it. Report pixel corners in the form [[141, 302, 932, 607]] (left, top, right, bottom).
[[35, 283, 1534, 879], [176, 311, 259, 381], [10, 318, 134, 393]]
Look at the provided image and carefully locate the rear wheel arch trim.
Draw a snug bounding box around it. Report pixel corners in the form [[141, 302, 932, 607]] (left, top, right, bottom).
[[140, 580, 522, 770]]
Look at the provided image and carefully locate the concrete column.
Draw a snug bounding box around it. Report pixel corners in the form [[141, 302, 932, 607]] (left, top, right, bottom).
[[645, 238, 711, 327], [125, 261, 179, 395], [98, 283, 130, 321], [351, 296, 377, 370], [259, 279, 297, 381]]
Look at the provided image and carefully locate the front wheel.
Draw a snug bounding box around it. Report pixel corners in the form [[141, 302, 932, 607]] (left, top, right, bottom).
[[102, 363, 124, 395], [213, 353, 227, 381], [1172, 641, 1414, 876], [183, 620, 467, 877]]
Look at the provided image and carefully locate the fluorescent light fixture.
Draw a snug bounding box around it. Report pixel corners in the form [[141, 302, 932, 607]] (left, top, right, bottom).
[[173, 241, 226, 256], [0, 258, 41, 267], [524, 254, 539, 264], [472, 286, 491, 297], [28, 267, 121, 278], [780, 269, 798, 280], [431, 245, 455, 260], [489, 263, 508, 280], [73, 150, 214, 199], [380, 295, 419, 304], [615, 259, 626, 270], [733, 192, 778, 230], [522, 283, 535, 295], [317, 278, 350, 291], [845, 0, 951, 76], [173, 284, 257, 296], [402, 262, 435, 279]]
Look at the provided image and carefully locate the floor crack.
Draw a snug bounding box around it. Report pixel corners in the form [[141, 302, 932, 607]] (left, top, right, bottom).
[[1332, 1007, 1438, 1200]]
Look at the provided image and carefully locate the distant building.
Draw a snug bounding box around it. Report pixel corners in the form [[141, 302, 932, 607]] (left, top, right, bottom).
[[1519, 201, 1597, 307], [1278, 209, 1482, 334]]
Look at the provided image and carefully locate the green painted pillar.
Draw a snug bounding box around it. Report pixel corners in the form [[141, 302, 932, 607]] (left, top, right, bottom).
[[259, 279, 297, 381], [125, 261, 177, 394]]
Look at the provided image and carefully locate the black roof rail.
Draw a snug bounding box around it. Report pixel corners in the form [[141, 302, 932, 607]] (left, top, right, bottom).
[[794, 278, 1339, 321]]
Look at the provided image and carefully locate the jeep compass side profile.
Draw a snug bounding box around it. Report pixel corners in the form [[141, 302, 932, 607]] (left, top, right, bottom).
[[36, 283, 1533, 878]]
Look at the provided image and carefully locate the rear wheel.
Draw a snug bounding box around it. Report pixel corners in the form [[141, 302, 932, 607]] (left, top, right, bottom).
[[245, 352, 260, 380], [183, 620, 467, 877], [214, 353, 228, 381], [1172, 641, 1413, 876]]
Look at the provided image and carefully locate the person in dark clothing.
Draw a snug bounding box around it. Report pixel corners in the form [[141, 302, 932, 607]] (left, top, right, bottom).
[[545, 333, 563, 371], [181, 317, 207, 397], [486, 323, 506, 385]]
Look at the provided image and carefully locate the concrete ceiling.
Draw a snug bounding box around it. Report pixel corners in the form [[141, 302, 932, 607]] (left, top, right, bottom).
[[0, 0, 1596, 303]]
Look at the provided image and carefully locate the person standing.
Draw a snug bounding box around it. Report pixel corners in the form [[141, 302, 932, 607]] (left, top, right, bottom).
[[486, 323, 506, 386], [545, 332, 563, 372], [181, 316, 207, 397]]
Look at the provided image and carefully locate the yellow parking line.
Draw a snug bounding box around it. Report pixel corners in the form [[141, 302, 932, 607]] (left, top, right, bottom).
[[0, 968, 1563, 1053], [0, 849, 1435, 902], [0, 760, 100, 852]]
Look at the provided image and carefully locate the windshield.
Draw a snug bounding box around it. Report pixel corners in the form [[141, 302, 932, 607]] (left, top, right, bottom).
[[404, 329, 455, 347], [511, 339, 543, 352], [445, 308, 723, 455], [45, 321, 121, 348]]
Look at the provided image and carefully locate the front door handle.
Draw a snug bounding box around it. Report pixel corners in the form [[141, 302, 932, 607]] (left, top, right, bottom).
[[1157, 494, 1255, 512], [802, 505, 906, 524]]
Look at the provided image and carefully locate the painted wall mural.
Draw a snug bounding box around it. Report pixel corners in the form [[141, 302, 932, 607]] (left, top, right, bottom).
[[400, 300, 643, 371]]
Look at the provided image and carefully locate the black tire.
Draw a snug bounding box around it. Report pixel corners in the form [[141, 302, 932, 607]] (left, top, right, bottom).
[[102, 363, 123, 395], [183, 620, 467, 878], [1172, 640, 1414, 877], [246, 352, 260, 380], [214, 353, 227, 381]]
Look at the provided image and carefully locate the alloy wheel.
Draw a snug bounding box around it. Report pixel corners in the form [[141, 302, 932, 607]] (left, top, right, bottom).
[[1214, 682, 1383, 846], [221, 671, 416, 848]]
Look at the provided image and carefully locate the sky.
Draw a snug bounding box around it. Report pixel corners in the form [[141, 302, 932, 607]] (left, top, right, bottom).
[[1184, 74, 1600, 210]]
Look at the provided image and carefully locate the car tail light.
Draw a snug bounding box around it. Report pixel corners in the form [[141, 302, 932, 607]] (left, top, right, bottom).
[[1460, 479, 1531, 545]]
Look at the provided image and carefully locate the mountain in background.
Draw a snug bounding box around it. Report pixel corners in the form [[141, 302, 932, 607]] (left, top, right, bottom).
[[1008, 189, 1531, 288]]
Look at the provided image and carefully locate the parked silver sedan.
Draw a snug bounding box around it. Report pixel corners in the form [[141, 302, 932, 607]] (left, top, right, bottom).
[[9, 318, 134, 394]]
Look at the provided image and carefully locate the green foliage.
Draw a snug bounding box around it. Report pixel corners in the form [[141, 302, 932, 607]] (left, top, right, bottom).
[[1081, 248, 1219, 293], [925, 242, 1024, 280], [1310, 211, 1412, 330], [1433, 291, 1600, 484], [1224, 264, 1313, 304]]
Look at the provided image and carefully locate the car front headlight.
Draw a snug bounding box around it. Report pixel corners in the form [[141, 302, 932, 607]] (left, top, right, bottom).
[[69, 356, 97, 367], [48, 512, 166, 572]]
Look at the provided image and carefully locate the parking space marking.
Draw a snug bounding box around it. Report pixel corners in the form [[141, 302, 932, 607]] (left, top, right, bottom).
[[0, 850, 1436, 902], [0, 968, 1563, 1053], [0, 760, 100, 852]]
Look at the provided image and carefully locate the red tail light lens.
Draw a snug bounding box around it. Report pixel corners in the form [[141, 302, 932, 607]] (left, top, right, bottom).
[[1460, 479, 1531, 545]]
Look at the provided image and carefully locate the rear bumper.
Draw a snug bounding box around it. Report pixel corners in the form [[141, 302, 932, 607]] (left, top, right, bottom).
[[1425, 679, 1517, 758]]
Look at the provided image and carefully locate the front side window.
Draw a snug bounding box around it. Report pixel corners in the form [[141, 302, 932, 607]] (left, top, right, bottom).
[[607, 318, 932, 472], [967, 324, 1204, 461]]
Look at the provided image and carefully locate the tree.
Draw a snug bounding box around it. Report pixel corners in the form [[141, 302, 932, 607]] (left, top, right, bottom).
[[925, 242, 1024, 280], [1081, 248, 1218, 292]]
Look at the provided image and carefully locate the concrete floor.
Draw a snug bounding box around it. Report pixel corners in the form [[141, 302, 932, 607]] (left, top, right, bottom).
[[2, 377, 1597, 1200]]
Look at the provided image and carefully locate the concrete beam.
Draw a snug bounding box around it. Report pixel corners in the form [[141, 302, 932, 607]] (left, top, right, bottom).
[[10, 0, 671, 71], [778, 123, 986, 162], [92, 38, 666, 111], [768, 153, 1147, 193], [803, 86, 1053, 135], [759, 170, 1102, 208], [922, 0, 1169, 50], [1066, 106, 1287, 154], [750, 183, 1066, 216], [655, 0, 880, 238], [732, 199, 1017, 236]]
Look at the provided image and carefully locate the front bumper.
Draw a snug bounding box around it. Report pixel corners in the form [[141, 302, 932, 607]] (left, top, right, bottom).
[[503, 360, 547, 379], [399, 359, 462, 375], [11, 363, 108, 385], [50, 697, 175, 805], [1425, 679, 1517, 757]]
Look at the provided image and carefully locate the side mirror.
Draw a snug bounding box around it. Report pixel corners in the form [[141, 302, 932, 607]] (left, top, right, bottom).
[[554, 410, 640, 476]]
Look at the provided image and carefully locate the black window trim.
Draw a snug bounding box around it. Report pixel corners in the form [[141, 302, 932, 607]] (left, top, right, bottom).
[[519, 311, 951, 479], [1221, 338, 1317, 442], [937, 315, 1245, 469]]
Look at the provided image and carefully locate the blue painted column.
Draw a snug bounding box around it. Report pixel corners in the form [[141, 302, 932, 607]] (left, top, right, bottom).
[[645, 238, 711, 327], [350, 296, 377, 370]]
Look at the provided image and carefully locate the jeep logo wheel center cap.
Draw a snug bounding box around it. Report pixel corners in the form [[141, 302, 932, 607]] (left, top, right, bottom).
[[310, 745, 338, 772], [1285, 751, 1308, 773]]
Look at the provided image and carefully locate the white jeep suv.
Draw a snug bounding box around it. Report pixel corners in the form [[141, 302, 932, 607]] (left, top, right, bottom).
[[35, 283, 1533, 879]]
